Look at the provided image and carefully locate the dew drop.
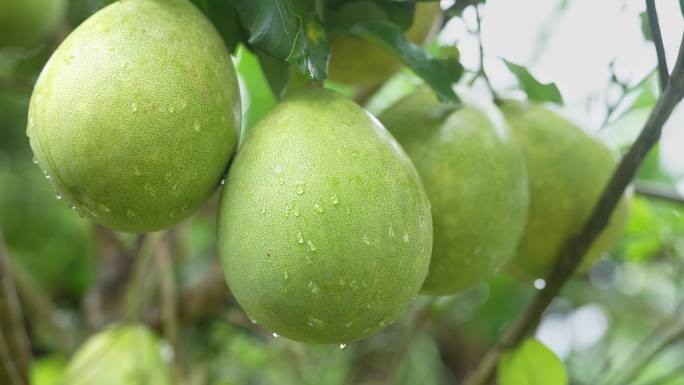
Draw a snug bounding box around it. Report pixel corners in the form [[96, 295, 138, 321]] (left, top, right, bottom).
[[293, 206, 300, 217], [297, 231, 304, 244], [345, 321, 354, 328], [307, 240, 316, 251], [330, 192, 339, 205], [283, 270, 289, 280], [69, 205, 76, 211], [44, 171, 51, 179], [403, 233, 410, 242], [295, 183, 306, 195], [32, 156, 38, 164], [274, 164, 284, 174], [250, 318, 258, 324], [534, 278, 546, 290], [126, 209, 136, 218], [260, 203, 266, 214], [193, 122, 201, 132], [130, 102, 138, 112], [313, 202, 324, 214], [307, 281, 320, 294], [307, 315, 323, 327], [388, 227, 395, 237], [272, 333, 279, 338], [168, 105, 175, 114], [180, 100, 188, 109], [133, 165, 141, 176], [339, 344, 347, 350], [362, 234, 370, 245], [220, 178, 226, 186], [55, 193, 62, 200]]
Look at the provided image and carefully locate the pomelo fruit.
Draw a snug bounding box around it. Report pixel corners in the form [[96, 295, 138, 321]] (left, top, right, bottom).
[[218, 88, 432, 344], [381, 87, 528, 296], [0, 0, 67, 48], [64, 324, 171, 385], [500, 101, 630, 279], [27, 0, 241, 233], [328, 2, 441, 87]]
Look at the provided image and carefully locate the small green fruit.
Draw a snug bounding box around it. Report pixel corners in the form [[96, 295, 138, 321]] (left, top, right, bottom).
[[500, 101, 630, 279], [0, 0, 67, 48], [328, 2, 441, 87], [381, 88, 529, 296], [64, 324, 171, 385], [28, 0, 241, 233], [218, 89, 432, 344]]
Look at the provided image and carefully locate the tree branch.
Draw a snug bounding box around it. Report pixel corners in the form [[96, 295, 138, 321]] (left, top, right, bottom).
[[0, 232, 32, 385], [646, 0, 669, 91], [460, 30, 684, 385]]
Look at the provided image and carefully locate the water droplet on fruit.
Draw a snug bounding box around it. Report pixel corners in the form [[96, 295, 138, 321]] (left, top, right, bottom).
[[193, 122, 201, 132], [339, 278, 346, 286], [130, 102, 138, 112], [32, 156, 38, 164], [126, 210, 136, 218], [297, 232, 304, 244], [345, 321, 354, 328], [339, 344, 347, 350], [260, 203, 266, 214], [133, 166, 141, 176], [65, 55, 75, 64], [55, 193, 62, 200], [220, 178, 226, 186], [293, 206, 300, 217], [98, 204, 111, 213], [307, 240, 316, 251], [307, 281, 320, 294], [274, 164, 284, 174], [388, 227, 395, 237], [44, 171, 51, 179], [168, 105, 175, 114], [295, 183, 305, 195], [534, 279, 546, 290], [180, 100, 188, 109], [307, 315, 323, 327], [169, 210, 177, 218], [403, 233, 410, 242], [313, 202, 324, 214], [283, 270, 289, 280], [362, 234, 370, 245], [250, 318, 258, 324], [272, 333, 279, 338], [69, 204, 76, 211]]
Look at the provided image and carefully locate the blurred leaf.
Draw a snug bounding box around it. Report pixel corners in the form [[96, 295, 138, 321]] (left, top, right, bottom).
[[498, 338, 568, 385], [349, 21, 462, 103], [445, 0, 486, 17], [326, 1, 415, 32], [504, 60, 563, 105], [234, 0, 330, 80], [640, 11, 653, 42], [395, 332, 447, 385], [681, 0, 684, 18], [637, 145, 675, 184], [235, 46, 278, 142]]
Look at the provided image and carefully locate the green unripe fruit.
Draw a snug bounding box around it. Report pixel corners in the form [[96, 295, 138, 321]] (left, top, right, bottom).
[[218, 89, 432, 344], [0, 0, 67, 48], [28, 0, 241, 233], [328, 2, 441, 87], [381, 88, 529, 296], [500, 101, 630, 279], [64, 324, 171, 385]]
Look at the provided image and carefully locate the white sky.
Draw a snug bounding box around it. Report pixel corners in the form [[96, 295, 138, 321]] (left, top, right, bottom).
[[439, 0, 684, 188]]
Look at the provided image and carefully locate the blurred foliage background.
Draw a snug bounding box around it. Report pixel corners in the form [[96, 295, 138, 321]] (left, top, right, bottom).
[[1, 0, 684, 384]]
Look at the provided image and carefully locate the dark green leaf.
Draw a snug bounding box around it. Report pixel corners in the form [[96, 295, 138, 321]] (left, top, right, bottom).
[[326, 1, 415, 33], [445, 0, 485, 17], [680, 0, 684, 17], [498, 338, 568, 385], [192, 0, 242, 52], [233, 0, 330, 80], [504, 60, 563, 105], [349, 21, 462, 104]]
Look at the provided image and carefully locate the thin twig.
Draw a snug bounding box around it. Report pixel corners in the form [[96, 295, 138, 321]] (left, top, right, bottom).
[[460, 30, 684, 385], [646, 0, 669, 91], [469, 5, 496, 98], [0, 232, 31, 385], [154, 233, 184, 384]]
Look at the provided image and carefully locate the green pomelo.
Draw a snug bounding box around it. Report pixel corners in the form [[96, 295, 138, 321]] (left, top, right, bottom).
[[28, 0, 241, 233], [381, 88, 529, 296], [64, 324, 171, 385], [218, 89, 432, 344], [500, 101, 631, 279], [328, 2, 441, 87], [0, 0, 67, 48]]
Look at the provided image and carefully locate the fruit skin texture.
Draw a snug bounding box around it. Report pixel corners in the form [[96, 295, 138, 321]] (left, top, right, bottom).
[[28, 0, 241, 233], [0, 0, 67, 48], [218, 89, 432, 344], [500, 101, 631, 279], [380, 88, 529, 296], [64, 324, 171, 385], [328, 2, 441, 87]]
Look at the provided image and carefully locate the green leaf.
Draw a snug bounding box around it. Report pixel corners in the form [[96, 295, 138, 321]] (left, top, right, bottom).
[[445, 0, 486, 17], [640, 11, 653, 42], [233, 0, 330, 80], [191, 0, 242, 52], [504, 60, 563, 105], [680, 0, 684, 17], [235, 46, 278, 143], [498, 338, 568, 385], [349, 21, 462, 104], [326, 1, 415, 32]]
